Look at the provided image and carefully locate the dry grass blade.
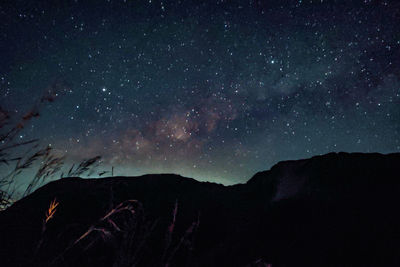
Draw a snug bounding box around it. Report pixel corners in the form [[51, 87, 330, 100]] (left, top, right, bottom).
[[164, 213, 200, 267], [1, 145, 48, 185], [162, 200, 178, 262], [98, 170, 109, 176], [23, 150, 65, 197], [35, 198, 61, 255], [45, 198, 59, 223], [16, 146, 51, 171], [72, 200, 139, 247], [0, 139, 39, 153], [67, 156, 102, 177]]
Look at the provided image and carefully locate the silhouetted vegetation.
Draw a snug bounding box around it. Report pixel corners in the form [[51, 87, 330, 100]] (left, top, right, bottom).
[[29, 197, 200, 267], [0, 79, 102, 210]]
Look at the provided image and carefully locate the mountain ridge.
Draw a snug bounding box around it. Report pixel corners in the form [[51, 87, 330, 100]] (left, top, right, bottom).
[[1, 152, 400, 266]]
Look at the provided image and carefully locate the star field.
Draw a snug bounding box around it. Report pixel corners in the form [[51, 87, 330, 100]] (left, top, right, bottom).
[[1, 0, 400, 184]]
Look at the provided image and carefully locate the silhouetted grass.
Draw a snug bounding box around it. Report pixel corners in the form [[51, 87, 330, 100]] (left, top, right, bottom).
[[0, 79, 102, 210], [42, 198, 201, 267], [64, 156, 102, 178]]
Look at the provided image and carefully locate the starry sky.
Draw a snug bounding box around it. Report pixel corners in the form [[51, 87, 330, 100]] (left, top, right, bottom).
[[1, 0, 400, 184]]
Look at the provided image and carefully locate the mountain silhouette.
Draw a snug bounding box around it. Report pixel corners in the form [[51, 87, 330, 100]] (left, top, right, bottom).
[[1, 152, 400, 266]]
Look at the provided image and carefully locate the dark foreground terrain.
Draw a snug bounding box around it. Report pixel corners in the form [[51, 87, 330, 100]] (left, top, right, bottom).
[[1, 152, 400, 266]]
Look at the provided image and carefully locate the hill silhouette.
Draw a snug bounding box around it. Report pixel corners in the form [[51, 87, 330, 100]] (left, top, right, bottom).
[[1, 152, 400, 266]]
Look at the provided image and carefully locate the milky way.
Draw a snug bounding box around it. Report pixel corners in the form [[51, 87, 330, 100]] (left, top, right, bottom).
[[1, 1, 400, 184]]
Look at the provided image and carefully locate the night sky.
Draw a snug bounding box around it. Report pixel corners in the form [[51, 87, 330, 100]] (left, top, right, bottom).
[[1, 0, 399, 184]]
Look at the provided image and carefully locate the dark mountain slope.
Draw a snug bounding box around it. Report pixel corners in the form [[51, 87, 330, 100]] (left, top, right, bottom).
[[1, 152, 400, 266]]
